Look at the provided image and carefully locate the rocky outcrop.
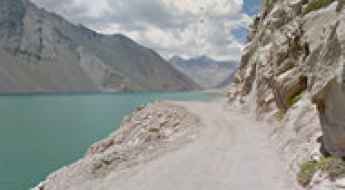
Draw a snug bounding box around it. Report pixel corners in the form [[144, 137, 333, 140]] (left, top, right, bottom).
[[228, 0, 345, 188], [34, 102, 201, 190], [0, 0, 200, 93], [310, 20, 345, 158]]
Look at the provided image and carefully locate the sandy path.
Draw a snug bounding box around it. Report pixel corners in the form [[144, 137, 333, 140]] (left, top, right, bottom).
[[96, 100, 298, 190]]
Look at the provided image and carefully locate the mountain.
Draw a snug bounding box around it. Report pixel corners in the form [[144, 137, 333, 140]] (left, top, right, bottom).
[[228, 0, 345, 188], [170, 55, 238, 89], [30, 0, 345, 189], [0, 0, 200, 93], [215, 71, 237, 89]]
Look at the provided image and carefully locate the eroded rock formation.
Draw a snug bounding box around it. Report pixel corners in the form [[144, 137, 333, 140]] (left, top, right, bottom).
[[228, 0, 345, 188]]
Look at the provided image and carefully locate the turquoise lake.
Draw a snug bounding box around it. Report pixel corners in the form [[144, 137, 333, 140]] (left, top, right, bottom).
[[0, 92, 210, 190]]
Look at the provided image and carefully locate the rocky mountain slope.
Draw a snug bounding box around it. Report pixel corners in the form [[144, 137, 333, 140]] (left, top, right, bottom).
[[228, 0, 345, 188], [0, 0, 199, 93], [170, 56, 238, 89]]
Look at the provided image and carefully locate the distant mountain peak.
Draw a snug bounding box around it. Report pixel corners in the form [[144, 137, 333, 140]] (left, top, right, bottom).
[[191, 55, 215, 64], [197, 55, 208, 59], [170, 55, 186, 63], [171, 55, 236, 66], [170, 55, 238, 89], [170, 55, 215, 64], [112, 34, 131, 40]]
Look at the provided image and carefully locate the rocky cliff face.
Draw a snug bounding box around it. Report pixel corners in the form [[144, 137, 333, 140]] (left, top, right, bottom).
[[170, 56, 238, 89], [228, 0, 345, 188], [0, 0, 199, 93]]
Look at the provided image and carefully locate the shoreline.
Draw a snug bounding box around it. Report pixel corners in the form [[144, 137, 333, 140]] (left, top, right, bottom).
[[34, 101, 203, 190], [34, 98, 297, 190], [0, 90, 214, 97]]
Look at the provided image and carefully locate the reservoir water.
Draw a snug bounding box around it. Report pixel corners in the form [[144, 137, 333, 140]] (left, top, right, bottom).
[[0, 92, 210, 190]]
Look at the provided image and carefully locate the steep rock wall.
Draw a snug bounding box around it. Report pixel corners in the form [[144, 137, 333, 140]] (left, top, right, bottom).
[[228, 0, 345, 187]]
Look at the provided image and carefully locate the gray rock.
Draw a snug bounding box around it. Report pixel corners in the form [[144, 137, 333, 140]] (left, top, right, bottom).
[[335, 178, 345, 188], [228, 0, 345, 188], [0, 0, 200, 93]]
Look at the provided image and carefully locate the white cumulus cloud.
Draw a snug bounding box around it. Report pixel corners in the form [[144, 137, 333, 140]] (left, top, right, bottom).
[[32, 0, 253, 61]]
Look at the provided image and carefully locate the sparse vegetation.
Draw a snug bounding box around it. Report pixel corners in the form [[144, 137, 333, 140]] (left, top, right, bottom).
[[287, 91, 304, 107], [304, 0, 335, 15], [319, 156, 345, 179], [265, 0, 274, 7], [297, 160, 319, 187], [274, 110, 286, 122], [297, 156, 345, 187], [148, 128, 160, 133], [264, 0, 277, 11]]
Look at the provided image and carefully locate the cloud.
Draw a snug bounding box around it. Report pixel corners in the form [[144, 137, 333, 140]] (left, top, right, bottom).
[[31, 0, 259, 61]]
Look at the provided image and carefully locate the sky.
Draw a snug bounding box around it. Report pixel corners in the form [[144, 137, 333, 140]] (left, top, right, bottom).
[[32, 0, 261, 61]]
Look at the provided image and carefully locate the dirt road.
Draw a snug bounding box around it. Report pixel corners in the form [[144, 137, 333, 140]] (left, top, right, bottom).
[[95, 100, 298, 190]]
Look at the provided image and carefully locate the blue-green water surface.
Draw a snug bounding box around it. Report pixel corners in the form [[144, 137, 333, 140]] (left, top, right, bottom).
[[0, 92, 210, 190]]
